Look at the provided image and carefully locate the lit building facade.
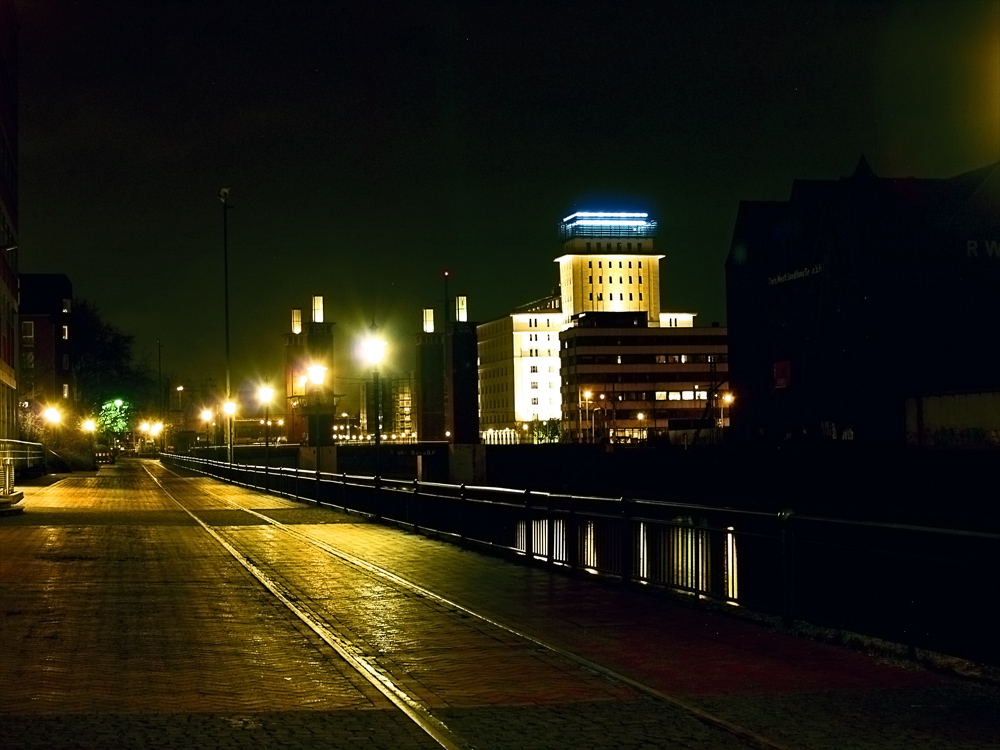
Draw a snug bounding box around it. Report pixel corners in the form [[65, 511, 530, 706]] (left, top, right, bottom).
[[477, 210, 726, 442], [478, 294, 562, 436], [0, 1, 16, 440]]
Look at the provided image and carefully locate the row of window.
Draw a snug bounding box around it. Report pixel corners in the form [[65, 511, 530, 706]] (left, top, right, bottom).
[[590, 292, 642, 302], [588, 276, 641, 285], [528, 365, 557, 374], [20, 321, 70, 342], [586, 252, 643, 262]]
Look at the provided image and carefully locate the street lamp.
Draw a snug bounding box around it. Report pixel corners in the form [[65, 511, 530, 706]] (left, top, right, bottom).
[[218, 188, 233, 430], [637, 412, 645, 442], [201, 409, 213, 448], [582, 390, 592, 442], [259, 386, 273, 487], [362, 331, 387, 492], [224, 400, 236, 465]]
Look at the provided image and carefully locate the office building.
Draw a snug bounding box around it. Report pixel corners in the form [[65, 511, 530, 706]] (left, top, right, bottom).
[[726, 157, 1000, 447], [19, 274, 74, 408]]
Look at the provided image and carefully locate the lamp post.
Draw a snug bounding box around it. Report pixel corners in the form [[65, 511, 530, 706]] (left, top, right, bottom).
[[218, 188, 233, 430], [259, 386, 273, 488], [362, 331, 387, 496], [224, 400, 236, 465], [582, 390, 592, 443], [637, 412, 645, 442]]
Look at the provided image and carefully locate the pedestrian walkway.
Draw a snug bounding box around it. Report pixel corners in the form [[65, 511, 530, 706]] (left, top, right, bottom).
[[1, 461, 997, 749]]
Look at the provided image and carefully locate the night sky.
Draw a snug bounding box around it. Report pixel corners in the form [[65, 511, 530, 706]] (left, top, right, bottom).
[[14, 0, 1000, 410]]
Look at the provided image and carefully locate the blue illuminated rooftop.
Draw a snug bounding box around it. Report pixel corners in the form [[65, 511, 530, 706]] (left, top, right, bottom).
[[560, 211, 657, 240]]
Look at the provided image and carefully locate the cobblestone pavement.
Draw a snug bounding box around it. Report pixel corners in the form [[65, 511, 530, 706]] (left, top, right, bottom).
[[1, 460, 997, 749]]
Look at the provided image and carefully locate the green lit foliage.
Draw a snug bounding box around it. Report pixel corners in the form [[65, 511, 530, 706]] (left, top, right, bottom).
[[98, 399, 131, 438], [528, 418, 562, 444]]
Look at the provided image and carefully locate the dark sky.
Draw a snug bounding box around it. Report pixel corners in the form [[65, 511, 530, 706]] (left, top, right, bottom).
[[14, 0, 1000, 410]]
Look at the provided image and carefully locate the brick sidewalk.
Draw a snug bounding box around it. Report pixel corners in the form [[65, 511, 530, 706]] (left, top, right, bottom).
[[2, 462, 997, 749]]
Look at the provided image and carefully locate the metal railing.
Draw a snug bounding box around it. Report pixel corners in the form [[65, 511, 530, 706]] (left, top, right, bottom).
[[160, 452, 1000, 666], [0, 439, 45, 494]]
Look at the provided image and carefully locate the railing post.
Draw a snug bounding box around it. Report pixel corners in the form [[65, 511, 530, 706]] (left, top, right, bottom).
[[459, 483, 467, 546], [547, 494, 556, 566], [567, 497, 579, 572], [342, 472, 348, 512], [779, 508, 795, 627], [411, 479, 419, 531], [620, 496, 634, 585], [523, 489, 533, 560]]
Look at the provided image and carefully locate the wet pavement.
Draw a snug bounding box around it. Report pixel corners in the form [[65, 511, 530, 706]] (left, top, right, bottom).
[[1, 459, 997, 749]]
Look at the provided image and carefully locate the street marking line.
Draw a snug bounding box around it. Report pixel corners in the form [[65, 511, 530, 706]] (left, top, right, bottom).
[[142, 463, 472, 750], [159, 461, 786, 750]]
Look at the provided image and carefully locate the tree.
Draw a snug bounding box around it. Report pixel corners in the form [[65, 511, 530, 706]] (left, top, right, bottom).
[[72, 300, 155, 414]]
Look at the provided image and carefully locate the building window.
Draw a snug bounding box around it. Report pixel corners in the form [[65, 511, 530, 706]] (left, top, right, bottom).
[[682, 391, 695, 400], [598, 293, 603, 301], [62, 299, 72, 313], [62, 325, 69, 340], [586, 242, 591, 251], [588, 276, 592, 283], [589, 260, 592, 268], [531, 381, 538, 389], [669, 391, 681, 401], [629, 276, 633, 283], [598, 276, 602, 284], [655, 391, 667, 400], [598, 261, 602, 268], [619, 293, 623, 300], [530, 365, 537, 373], [62, 354, 69, 369], [62, 384, 69, 398], [629, 293, 633, 301], [531, 397, 539, 405], [21, 321, 33, 345], [656, 355, 666, 364], [589, 293, 593, 300], [639, 261, 642, 268], [638, 243, 643, 252], [696, 390, 708, 400], [638, 276, 642, 284], [23, 352, 33, 369], [639, 293, 643, 301]]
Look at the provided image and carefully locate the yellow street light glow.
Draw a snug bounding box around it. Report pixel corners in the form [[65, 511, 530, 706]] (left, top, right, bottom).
[[307, 365, 327, 385], [83, 420, 95, 432], [362, 338, 387, 365], [259, 386, 274, 403], [723, 393, 734, 403], [201, 410, 212, 421], [584, 391, 592, 399], [637, 413, 644, 420], [177, 385, 184, 392], [141, 422, 150, 432], [223, 401, 236, 416], [44, 408, 61, 423]]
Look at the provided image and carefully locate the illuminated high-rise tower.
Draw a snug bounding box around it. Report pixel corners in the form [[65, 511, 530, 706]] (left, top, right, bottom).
[[556, 211, 676, 326]]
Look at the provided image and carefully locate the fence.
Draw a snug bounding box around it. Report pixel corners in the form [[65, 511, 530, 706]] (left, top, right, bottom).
[[160, 452, 1000, 666], [0, 439, 45, 494]]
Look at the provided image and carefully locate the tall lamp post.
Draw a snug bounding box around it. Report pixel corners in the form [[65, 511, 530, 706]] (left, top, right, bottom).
[[362, 332, 387, 496], [259, 386, 273, 488], [582, 390, 592, 443], [218, 188, 233, 446]]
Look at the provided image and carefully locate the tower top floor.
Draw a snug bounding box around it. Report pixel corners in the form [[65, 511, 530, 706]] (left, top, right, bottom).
[[559, 211, 657, 243]]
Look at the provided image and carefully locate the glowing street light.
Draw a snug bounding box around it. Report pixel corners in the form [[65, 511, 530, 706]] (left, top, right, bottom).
[[44, 408, 61, 423]]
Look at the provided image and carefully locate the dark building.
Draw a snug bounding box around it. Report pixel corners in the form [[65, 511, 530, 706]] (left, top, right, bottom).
[[726, 158, 1000, 447], [0, 0, 17, 440], [19, 274, 74, 408], [284, 295, 336, 445], [415, 297, 479, 443]]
